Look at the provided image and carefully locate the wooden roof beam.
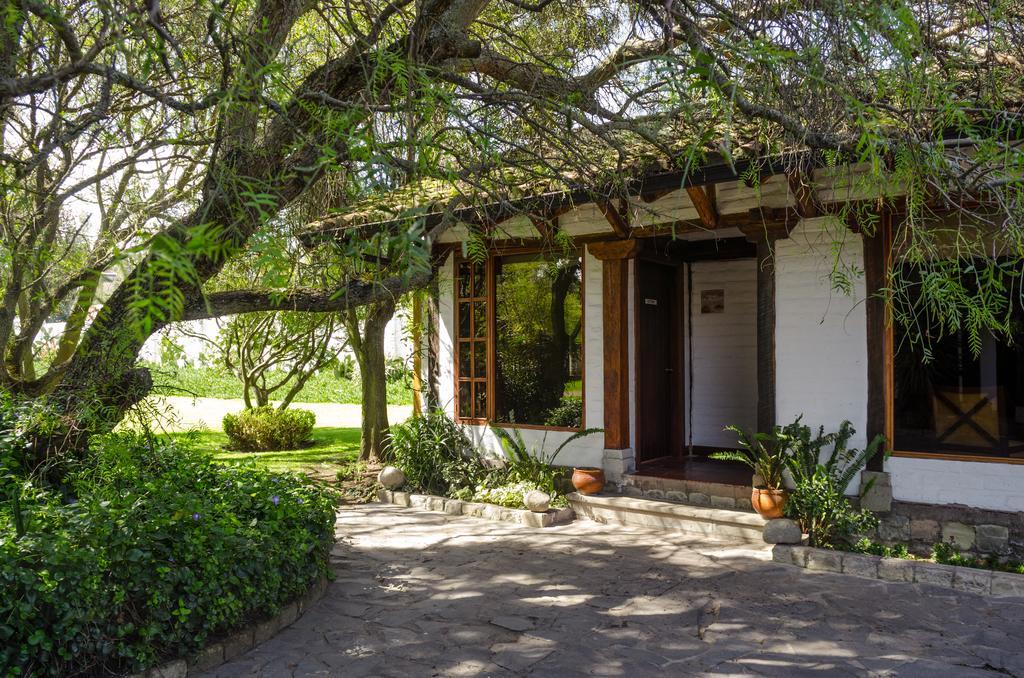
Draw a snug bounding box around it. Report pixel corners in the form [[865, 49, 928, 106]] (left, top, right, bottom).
[[685, 185, 719, 229], [529, 215, 556, 241], [598, 200, 631, 239], [787, 171, 819, 218]]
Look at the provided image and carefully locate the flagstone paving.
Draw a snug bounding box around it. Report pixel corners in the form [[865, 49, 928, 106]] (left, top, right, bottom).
[[202, 504, 1024, 677]]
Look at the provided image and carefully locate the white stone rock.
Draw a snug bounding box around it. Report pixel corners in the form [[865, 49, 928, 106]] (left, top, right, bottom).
[[523, 490, 551, 513], [377, 466, 406, 490], [762, 518, 803, 544]]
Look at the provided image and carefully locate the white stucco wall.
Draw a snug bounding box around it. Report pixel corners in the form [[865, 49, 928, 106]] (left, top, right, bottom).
[[888, 456, 1024, 512], [685, 259, 758, 448], [437, 254, 457, 413], [775, 217, 868, 453]]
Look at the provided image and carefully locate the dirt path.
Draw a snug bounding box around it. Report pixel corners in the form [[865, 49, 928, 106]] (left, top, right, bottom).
[[147, 395, 413, 432]]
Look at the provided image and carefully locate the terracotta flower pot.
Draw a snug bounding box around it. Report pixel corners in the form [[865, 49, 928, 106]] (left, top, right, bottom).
[[572, 467, 606, 495], [751, 487, 788, 519]]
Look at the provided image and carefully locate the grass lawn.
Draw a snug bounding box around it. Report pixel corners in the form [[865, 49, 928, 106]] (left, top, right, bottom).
[[147, 362, 413, 405], [169, 426, 361, 479]]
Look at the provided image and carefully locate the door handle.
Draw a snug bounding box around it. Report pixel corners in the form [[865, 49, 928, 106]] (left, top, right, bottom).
[[665, 368, 674, 373]]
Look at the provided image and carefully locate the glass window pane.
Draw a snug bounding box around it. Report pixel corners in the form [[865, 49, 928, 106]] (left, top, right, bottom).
[[458, 341, 471, 378], [893, 262, 1024, 458], [493, 251, 583, 427], [474, 383, 487, 419], [473, 340, 487, 378], [458, 382, 472, 419], [473, 263, 486, 297], [458, 302, 471, 338], [458, 263, 472, 298], [473, 302, 487, 338]]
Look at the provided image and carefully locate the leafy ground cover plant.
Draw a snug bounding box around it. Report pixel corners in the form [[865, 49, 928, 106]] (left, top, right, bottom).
[[385, 408, 485, 496], [491, 425, 602, 500], [783, 419, 886, 548], [838, 539, 1024, 575], [931, 541, 1024, 574], [0, 432, 335, 676], [223, 406, 316, 451]]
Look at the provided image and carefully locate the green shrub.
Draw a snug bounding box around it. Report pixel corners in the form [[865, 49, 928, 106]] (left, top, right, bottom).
[[0, 432, 335, 676], [543, 396, 582, 428], [223, 406, 316, 451], [385, 409, 484, 496], [783, 419, 885, 548]]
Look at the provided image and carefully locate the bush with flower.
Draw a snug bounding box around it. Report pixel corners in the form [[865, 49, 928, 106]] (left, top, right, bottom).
[[0, 431, 335, 676]]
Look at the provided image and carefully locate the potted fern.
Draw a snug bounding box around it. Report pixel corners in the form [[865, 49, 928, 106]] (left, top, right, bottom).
[[711, 425, 793, 519]]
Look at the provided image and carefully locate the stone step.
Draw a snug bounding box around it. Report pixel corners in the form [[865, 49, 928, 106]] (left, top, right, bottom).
[[568, 492, 767, 542], [622, 473, 755, 512]]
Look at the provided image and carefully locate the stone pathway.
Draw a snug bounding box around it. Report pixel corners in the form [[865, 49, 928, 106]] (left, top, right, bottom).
[[202, 505, 1024, 677]]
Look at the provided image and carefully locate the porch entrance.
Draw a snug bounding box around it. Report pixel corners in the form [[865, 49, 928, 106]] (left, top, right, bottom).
[[634, 253, 758, 487], [636, 260, 680, 465]]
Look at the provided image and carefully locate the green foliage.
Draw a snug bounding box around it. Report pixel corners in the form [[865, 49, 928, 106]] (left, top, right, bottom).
[[542, 396, 583, 429], [385, 409, 484, 496], [711, 424, 793, 490], [848, 538, 911, 559], [785, 470, 879, 549], [149, 362, 414, 405], [385, 356, 412, 384], [786, 419, 887, 496], [170, 427, 361, 477], [386, 412, 596, 508], [491, 425, 600, 499], [782, 418, 886, 548], [928, 542, 1024, 573], [0, 433, 334, 676], [470, 479, 553, 509], [843, 540, 1024, 575], [222, 407, 316, 451]]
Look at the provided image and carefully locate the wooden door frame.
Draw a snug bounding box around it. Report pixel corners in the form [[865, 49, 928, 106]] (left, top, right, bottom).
[[634, 256, 685, 466]]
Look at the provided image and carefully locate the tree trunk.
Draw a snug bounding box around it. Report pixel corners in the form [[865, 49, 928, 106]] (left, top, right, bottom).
[[346, 300, 396, 463]]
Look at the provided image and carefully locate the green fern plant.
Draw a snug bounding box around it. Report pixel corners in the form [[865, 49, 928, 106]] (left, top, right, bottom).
[[782, 418, 888, 547], [710, 425, 794, 490]]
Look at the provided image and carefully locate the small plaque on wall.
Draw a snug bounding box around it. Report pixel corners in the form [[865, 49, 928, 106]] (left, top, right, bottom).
[[701, 289, 725, 314]]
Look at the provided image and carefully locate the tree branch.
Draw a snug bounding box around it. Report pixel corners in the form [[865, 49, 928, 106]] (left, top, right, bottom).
[[180, 270, 433, 321]]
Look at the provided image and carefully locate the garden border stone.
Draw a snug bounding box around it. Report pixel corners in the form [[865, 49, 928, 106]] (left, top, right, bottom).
[[772, 545, 1024, 598], [378, 489, 574, 528], [126, 574, 329, 677]]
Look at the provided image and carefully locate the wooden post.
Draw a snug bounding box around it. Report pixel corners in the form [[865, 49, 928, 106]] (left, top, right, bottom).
[[589, 240, 640, 450], [864, 211, 893, 470], [602, 258, 630, 449], [755, 238, 777, 434], [411, 292, 423, 416]]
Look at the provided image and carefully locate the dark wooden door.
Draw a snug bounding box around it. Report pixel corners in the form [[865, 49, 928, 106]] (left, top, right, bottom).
[[637, 260, 680, 464]]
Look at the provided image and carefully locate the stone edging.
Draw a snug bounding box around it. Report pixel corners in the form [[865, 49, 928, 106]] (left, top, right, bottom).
[[773, 544, 1024, 598], [128, 574, 329, 677], [378, 489, 574, 528]]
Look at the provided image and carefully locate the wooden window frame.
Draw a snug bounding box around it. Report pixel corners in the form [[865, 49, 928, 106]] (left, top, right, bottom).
[[877, 213, 1024, 465], [454, 246, 586, 432], [454, 257, 489, 424]]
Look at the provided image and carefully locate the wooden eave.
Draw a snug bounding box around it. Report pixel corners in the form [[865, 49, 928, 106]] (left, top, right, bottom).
[[299, 153, 807, 248]]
